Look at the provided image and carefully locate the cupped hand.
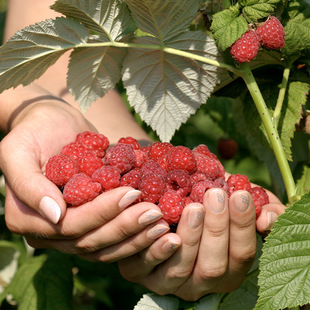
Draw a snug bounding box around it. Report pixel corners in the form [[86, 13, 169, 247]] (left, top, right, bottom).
[[118, 188, 286, 301]]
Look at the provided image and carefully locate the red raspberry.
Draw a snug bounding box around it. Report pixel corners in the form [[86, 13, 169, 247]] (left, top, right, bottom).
[[45, 154, 79, 187], [138, 175, 167, 203], [134, 149, 148, 167], [218, 138, 238, 160], [140, 160, 167, 179], [120, 168, 141, 189], [183, 196, 194, 206], [166, 170, 192, 197], [92, 166, 121, 191], [61, 142, 88, 161], [227, 174, 251, 195], [158, 191, 184, 225], [76, 131, 109, 158], [255, 16, 285, 49], [190, 171, 209, 183], [141, 145, 150, 156], [118, 136, 141, 150], [194, 152, 224, 179], [166, 146, 197, 173], [148, 142, 173, 161], [193, 144, 217, 160], [76, 150, 103, 177], [190, 179, 224, 203], [249, 186, 269, 218], [104, 143, 136, 174], [229, 30, 260, 63], [63, 173, 102, 206]]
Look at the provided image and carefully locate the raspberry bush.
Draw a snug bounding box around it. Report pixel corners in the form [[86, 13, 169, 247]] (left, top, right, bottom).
[[0, 0, 310, 309]]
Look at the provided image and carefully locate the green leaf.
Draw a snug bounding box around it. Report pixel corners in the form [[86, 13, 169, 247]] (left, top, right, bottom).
[[240, 0, 282, 22], [296, 165, 310, 197], [134, 293, 179, 310], [125, 0, 201, 42], [51, 0, 134, 41], [68, 35, 127, 112], [1, 252, 74, 310], [0, 17, 89, 94], [122, 32, 220, 142], [210, 7, 249, 51], [255, 192, 310, 309], [282, 0, 310, 58]]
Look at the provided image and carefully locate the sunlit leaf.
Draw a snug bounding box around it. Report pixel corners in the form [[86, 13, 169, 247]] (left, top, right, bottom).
[[134, 293, 179, 310]]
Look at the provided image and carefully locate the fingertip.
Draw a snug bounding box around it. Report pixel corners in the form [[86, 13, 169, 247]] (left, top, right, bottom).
[[256, 209, 278, 234], [39, 196, 63, 224]]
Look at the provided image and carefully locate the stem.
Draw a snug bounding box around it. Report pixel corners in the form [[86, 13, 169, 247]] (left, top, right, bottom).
[[273, 65, 290, 126], [239, 63, 296, 204]]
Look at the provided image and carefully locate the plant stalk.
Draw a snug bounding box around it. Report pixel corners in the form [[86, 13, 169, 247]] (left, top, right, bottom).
[[239, 63, 296, 204]]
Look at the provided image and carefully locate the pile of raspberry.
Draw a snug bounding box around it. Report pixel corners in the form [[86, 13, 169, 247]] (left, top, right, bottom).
[[229, 16, 285, 63], [45, 131, 269, 225]]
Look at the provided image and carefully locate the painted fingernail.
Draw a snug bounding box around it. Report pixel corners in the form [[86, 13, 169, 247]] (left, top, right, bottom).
[[234, 192, 251, 212], [266, 211, 278, 231], [208, 189, 226, 214], [188, 206, 204, 229], [119, 190, 141, 209], [146, 224, 170, 240], [39, 196, 61, 224], [162, 240, 180, 253], [138, 209, 163, 226]]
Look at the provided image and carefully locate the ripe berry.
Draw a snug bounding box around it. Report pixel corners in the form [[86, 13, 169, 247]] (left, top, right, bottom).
[[92, 166, 121, 191], [118, 136, 141, 150], [249, 186, 269, 218], [166, 146, 197, 173], [148, 142, 173, 161], [255, 16, 285, 49], [120, 168, 141, 189], [166, 170, 192, 197], [218, 138, 238, 160], [63, 173, 102, 206], [45, 154, 79, 187], [229, 30, 260, 63], [190, 179, 218, 203], [61, 142, 89, 161], [140, 160, 167, 179], [227, 174, 251, 195], [76, 131, 109, 158], [194, 152, 224, 179], [76, 150, 103, 177], [158, 191, 184, 225], [139, 175, 166, 203]]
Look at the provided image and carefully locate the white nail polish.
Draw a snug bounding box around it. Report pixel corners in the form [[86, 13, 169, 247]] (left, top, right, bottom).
[[118, 190, 141, 209], [39, 196, 61, 224]]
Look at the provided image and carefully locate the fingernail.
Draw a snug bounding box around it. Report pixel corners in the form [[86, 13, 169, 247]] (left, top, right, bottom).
[[266, 211, 278, 231], [138, 209, 163, 226], [147, 224, 170, 240], [39, 196, 61, 224], [162, 240, 180, 253], [119, 190, 141, 209], [208, 189, 226, 214], [234, 192, 251, 212], [188, 206, 204, 229]]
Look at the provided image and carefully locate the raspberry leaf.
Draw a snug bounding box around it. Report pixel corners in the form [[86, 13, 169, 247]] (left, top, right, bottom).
[[255, 192, 310, 309], [68, 36, 127, 112], [51, 0, 134, 41], [296, 165, 310, 198], [0, 17, 89, 94], [134, 293, 179, 310], [210, 7, 249, 51], [124, 0, 200, 42], [122, 33, 220, 142], [240, 0, 282, 22]]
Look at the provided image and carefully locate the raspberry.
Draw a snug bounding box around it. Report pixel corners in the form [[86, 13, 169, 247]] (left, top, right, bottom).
[[139, 175, 167, 203], [166, 146, 197, 173], [229, 30, 260, 63], [166, 170, 192, 197], [120, 168, 141, 189], [76, 150, 103, 177], [255, 16, 285, 49], [92, 166, 121, 191], [249, 186, 269, 218], [118, 136, 141, 150], [193, 144, 217, 160], [104, 143, 136, 174], [190, 179, 221, 203], [148, 142, 173, 161], [134, 149, 148, 167], [140, 160, 167, 179], [218, 138, 238, 160], [227, 174, 251, 195], [61, 142, 88, 161], [63, 173, 102, 206], [194, 152, 224, 179], [45, 154, 79, 187], [190, 171, 209, 183], [158, 191, 184, 225], [76, 131, 109, 158]]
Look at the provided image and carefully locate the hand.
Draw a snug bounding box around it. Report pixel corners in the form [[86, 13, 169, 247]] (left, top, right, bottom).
[[118, 188, 286, 301], [0, 101, 167, 262]]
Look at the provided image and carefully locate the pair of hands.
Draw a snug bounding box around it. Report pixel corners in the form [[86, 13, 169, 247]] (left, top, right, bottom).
[[0, 100, 285, 301]]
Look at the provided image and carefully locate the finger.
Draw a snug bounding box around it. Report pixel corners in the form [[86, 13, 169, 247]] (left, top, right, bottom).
[[118, 233, 182, 280], [137, 203, 204, 295], [227, 190, 257, 286]]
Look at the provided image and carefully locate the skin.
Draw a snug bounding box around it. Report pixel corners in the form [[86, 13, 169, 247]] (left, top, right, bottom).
[[0, 0, 286, 301]]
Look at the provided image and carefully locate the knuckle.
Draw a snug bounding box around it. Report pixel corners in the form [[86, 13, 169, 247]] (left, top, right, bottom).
[[166, 267, 192, 281], [199, 264, 227, 279]]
